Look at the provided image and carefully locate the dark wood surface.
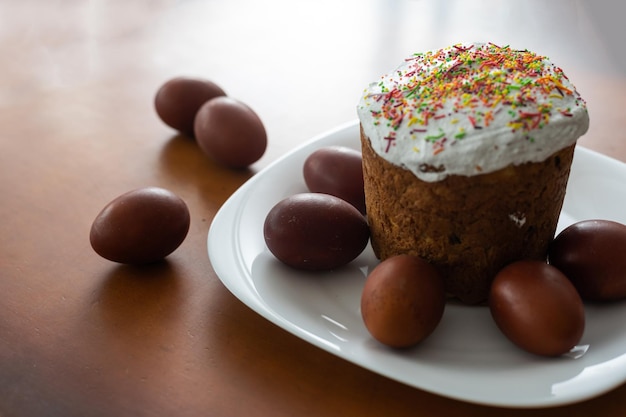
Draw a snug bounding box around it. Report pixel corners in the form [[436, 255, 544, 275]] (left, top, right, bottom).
[[1, 1, 625, 416]]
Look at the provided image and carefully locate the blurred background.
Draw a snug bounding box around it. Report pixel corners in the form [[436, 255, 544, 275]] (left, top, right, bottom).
[[1, 0, 624, 161]]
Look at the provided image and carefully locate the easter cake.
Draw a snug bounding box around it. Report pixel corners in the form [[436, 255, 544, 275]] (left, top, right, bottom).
[[356, 42, 589, 304]]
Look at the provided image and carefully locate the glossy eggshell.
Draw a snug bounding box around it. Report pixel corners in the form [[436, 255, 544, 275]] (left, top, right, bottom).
[[90, 187, 190, 264], [263, 193, 369, 271], [194, 97, 267, 168], [489, 261, 585, 357], [154, 77, 226, 137], [303, 146, 366, 214], [361, 255, 445, 348], [549, 219, 626, 302]]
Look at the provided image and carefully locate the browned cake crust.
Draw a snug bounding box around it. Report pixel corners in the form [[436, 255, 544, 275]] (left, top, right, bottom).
[[361, 126, 576, 304]]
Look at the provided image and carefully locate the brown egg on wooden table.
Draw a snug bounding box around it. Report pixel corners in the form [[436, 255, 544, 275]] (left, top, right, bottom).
[[90, 187, 190, 265], [194, 96, 267, 169], [154, 77, 226, 137]]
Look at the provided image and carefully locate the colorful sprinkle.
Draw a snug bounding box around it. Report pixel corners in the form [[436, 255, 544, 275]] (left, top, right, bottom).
[[364, 43, 587, 155]]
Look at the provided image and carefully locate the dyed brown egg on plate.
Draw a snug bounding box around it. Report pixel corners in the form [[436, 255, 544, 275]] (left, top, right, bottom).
[[303, 146, 366, 214], [489, 260, 585, 357], [361, 254, 445, 348], [549, 219, 626, 302], [263, 193, 369, 271]]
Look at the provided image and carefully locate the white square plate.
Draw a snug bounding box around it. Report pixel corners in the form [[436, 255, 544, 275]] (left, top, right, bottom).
[[208, 120, 626, 408]]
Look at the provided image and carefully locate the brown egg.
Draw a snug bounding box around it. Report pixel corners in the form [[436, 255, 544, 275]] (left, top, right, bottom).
[[194, 97, 267, 168], [549, 219, 626, 302], [263, 193, 369, 270], [154, 77, 226, 137], [489, 261, 585, 357], [303, 146, 366, 214], [90, 187, 190, 264], [361, 255, 445, 348]]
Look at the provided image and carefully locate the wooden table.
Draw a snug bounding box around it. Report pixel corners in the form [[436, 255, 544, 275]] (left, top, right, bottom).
[[1, 1, 625, 416]]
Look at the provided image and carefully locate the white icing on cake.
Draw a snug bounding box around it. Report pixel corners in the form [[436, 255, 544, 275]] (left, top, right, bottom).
[[357, 42, 590, 182]]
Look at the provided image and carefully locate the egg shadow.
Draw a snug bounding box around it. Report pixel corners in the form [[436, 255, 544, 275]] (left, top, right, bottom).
[[158, 133, 205, 182], [91, 260, 185, 342], [158, 134, 256, 206]]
